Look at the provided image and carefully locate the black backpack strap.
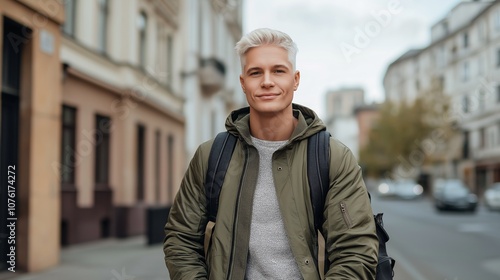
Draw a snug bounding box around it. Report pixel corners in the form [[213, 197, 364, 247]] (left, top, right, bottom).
[[307, 130, 331, 231], [375, 213, 396, 280], [205, 132, 237, 222]]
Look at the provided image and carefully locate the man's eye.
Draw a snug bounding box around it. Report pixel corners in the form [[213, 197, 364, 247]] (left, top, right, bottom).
[[249, 72, 260, 76], [274, 69, 285, 73]]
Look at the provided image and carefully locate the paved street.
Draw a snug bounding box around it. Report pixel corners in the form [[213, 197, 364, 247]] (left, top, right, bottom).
[[1, 237, 169, 280], [371, 193, 500, 280], [2, 194, 500, 280]]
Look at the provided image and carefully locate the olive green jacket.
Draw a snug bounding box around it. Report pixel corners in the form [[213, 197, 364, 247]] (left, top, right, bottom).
[[164, 104, 378, 280]]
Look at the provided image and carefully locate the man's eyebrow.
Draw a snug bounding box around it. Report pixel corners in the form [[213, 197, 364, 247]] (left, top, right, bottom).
[[245, 67, 261, 74], [245, 64, 290, 74], [273, 64, 290, 69]]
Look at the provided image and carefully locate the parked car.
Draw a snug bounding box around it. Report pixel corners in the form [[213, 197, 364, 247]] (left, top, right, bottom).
[[484, 183, 500, 211], [377, 179, 423, 200], [434, 179, 477, 212], [377, 180, 397, 198]]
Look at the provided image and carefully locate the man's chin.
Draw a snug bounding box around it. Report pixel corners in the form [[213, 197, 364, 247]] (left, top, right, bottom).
[[250, 104, 293, 116]]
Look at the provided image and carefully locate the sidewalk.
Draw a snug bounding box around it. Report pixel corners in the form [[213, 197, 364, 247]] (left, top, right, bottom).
[[2, 236, 169, 280]]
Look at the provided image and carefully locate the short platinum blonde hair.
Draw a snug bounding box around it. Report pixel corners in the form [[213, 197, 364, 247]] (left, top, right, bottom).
[[235, 28, 298, 71]]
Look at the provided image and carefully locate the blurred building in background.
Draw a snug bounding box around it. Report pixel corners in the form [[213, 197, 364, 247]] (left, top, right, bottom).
[[0, 0, 244, 273], [354, 103, 380, 155], [182, 0, 246, 159], [59, 0, 188, 248], [0, 0, 64, 272], [324, 87, 365, 159], [383, 0, 500, 194]]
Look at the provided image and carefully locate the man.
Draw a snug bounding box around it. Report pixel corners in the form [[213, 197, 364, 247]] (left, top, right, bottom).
[[164, 28, 378, 280]]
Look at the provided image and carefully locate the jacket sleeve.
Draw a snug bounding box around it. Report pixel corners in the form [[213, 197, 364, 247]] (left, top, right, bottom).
[[164, 144, 210, 280], [322, 139, 379, 280]]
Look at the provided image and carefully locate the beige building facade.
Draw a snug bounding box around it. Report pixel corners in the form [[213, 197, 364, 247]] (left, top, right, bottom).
[[59, 0, 186, 245], [0, 0, 64, 272], [1, 0, 246, 274], [1, 0, 189, 273], [182, 0, 246, 159]]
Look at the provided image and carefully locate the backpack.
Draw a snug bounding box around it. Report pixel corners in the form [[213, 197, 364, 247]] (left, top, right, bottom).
[[204, 130, 395, 280]]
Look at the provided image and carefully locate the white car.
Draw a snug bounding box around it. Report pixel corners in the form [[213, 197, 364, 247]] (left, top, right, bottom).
[[484, 183, 500, 211], [377, 179, 423, 199]]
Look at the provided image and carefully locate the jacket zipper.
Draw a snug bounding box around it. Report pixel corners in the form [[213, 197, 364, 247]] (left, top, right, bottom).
[[340, 201, 353, 229], [226, 146, 249, 280]]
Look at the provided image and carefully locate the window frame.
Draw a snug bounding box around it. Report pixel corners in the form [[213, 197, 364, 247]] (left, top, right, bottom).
[[61, 105, 77, 188], [97, 0, 109, 54], [95, 114, 112, 188], [62, 0, 77, 37]]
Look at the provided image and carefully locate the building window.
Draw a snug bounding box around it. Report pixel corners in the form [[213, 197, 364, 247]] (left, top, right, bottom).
[[437, 46, 445, 67], [98, 0, 109, 53], [95, 115, 111, 186], [478, 90, 486, 112], [2, 19, 24, 96], [479, 20, 486, 42], [462, 61, 469, 82], [489, 129, 495, 149], [167, 134, 174, 204], [480, 127, 486, 149], [61, 106, 77, 185], [137, 124, 146, 201], [497, 49, 500, 67], [167, 35, 173, 85], [478, 56, 484, 75], [155, 130, 161, 202], [462, 95, 470, 113], [462, 131, 469, 159], [138, 12, 147, 68], [463, 32, 469, 49], [497, 85, 500, 103], [63, 0, 77, 36]]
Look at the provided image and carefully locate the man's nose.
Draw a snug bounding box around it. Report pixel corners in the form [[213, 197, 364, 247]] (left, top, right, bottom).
[[261, 72, 275, 88]]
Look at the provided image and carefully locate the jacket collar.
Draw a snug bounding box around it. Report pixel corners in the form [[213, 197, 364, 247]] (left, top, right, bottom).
[[225, 103, 326, 145]]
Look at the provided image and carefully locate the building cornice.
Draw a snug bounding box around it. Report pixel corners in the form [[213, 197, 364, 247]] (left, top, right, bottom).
[[65, 65, 185, 124]]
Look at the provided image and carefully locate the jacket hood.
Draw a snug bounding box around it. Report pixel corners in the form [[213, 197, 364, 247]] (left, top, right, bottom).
[[225, 103, 326, 145]]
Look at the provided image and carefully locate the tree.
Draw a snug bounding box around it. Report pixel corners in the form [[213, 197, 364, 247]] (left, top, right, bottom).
[[360, 77, 456, 179]]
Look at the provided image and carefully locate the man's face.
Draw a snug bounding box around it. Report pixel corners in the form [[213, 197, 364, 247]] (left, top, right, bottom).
[[239, 45, 300, 116]]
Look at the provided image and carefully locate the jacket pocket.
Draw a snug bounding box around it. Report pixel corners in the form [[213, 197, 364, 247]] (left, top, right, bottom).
[[339, 201, 353, 229]]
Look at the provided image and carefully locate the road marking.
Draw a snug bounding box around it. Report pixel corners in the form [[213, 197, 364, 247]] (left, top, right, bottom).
[[457, 223, 487, 233], [389, 246, 428, 280], [482, 259, 500, 277]]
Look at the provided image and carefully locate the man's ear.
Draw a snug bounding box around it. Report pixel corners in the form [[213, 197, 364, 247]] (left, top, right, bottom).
[[294, 70, 301, 91], [240, 74, 246, 93]]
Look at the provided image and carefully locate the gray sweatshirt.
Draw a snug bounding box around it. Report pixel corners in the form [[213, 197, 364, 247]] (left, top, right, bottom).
[[245, 136, 303, 280]]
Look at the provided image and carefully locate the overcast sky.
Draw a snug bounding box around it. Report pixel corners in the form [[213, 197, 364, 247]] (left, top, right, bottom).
[[242, 0, 462, 118]]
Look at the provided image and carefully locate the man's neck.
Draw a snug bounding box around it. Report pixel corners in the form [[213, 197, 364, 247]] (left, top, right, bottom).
[[249, 109, 297, 141]]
